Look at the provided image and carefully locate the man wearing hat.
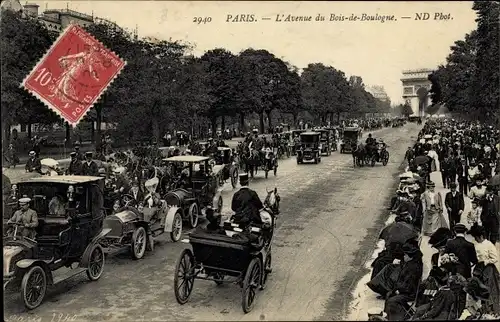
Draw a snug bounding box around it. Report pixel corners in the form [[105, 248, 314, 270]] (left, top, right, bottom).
[[7, 197, 38, 238], [128, 179, 145, 203], [231, 173, 264, 225], [73, 142, 85, 161], [480, 185, 500, 244], [25, 151, 42, 174], [66, 152, 83, 175], [445, 182, 465, 231], [81, 152, 99, 176]]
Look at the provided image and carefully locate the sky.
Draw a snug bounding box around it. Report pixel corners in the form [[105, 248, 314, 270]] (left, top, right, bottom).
[[30, 0, 478, 104]]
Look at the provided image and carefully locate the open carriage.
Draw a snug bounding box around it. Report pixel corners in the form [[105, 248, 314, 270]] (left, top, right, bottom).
[[213, 147, 239, 188], [4, 176, 109, 309], [291, 130, 306, 155], [316, 129, 332, 156], [173, 188, 279, 313]]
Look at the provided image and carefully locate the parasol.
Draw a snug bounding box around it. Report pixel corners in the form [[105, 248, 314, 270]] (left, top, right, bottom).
[[399, 171, 414, 179], [40, 158, 59, 168], [379, 221, 419, 245], [145, 177, 159, 193], [414, 155, 430, 166]]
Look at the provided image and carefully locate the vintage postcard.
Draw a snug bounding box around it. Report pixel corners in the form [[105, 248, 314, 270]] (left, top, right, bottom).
[[2, 1, 498, 322]]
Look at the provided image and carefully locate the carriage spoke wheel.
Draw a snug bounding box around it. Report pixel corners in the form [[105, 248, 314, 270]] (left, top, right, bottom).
[[241, 258, 262, 313], [132, 227, 147, 259], [21, 265, 47, 310], [188, 203, 199, 228], [170, 212, 183, 242], [174, 249, 195, 304], [86, 244, 105, 280], [261, 254, 272, 290]]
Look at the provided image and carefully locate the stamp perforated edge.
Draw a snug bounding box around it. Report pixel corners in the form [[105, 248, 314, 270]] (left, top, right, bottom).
[[20, 23, 127, 127]]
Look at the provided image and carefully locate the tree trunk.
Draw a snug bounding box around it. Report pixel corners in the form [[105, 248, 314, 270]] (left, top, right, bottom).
[[152, 117, 160, 143], [259, 112, 265, 134], [2, 120, 11, 150], [266, 111, 273, 131], [292, 113, 298, 128], [210, 117, 217, 138], [329, 113, 334, 124], [65, 122, 71, 147], [96, 109, 103, 147], [90, 121, 95, 143], [221, 115, 226, 132], [27, 123, 32, 139], [239, 113, 245, 133], [337, 112, 341, 123]]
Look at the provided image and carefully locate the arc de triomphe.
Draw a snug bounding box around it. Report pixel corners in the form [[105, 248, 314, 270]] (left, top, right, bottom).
[[401, 68, 433, 117]]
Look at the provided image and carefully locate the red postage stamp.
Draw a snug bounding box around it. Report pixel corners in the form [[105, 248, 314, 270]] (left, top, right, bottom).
[[21, 24, 126, 126]]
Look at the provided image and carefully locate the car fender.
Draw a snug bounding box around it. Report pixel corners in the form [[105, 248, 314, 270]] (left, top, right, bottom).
[[16, 259, 54, 284], [164, 206, 180, 233], [79, 228, 111, 267]]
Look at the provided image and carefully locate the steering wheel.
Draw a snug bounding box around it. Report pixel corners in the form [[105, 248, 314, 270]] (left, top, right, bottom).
[[121, 193, 138, 207]]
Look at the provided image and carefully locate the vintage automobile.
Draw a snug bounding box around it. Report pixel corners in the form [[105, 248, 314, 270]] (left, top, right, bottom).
[[3, 176, 109, 309], [163, 156, 224, 229], [290, 129, 306, 155], [213, 147, 239, 188], [296, 132, 322, 164], [340, 127, 363, 154], [316, 129, 332, 156], [325, 127, 339, 151], [102, 178, 182, 259], [173, 188, 280, 313]]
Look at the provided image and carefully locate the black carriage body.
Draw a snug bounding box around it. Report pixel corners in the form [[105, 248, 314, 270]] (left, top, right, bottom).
[[189, 233, 254, 277], [341, 128, 361, 153], [298, 132, 320, 160]]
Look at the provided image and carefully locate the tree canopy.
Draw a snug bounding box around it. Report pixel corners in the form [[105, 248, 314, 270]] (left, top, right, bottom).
[[1, 8, 394, 145], [428, 1, 499, 123]]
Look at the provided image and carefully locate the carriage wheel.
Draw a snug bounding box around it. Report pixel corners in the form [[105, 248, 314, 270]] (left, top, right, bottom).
[[188, 203, 199, 228], [131, 227, 147, 259], [241, 257, 262, 313], [261, 253, 272, 290], [170, 211, 183, 242], [231, 168, 238, 188], [21, 265, 47, 310], [174, 249, 195, 304], [86, 244, 105, 281]]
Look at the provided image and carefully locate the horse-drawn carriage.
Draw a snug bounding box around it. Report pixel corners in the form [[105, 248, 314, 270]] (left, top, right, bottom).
[[316, 129, 332, 156], [102, 178, 183, 259], [368, 143, 390, 167], [291, 129, 306, 155], [240, 143, 278, 179], [173, 188, 280, 313], [162, 156, 224, 228], [296, 132, 322, 164], [4, 176, 109, 309], [213, 147, 239, 188], [340, 127, 362, 154]]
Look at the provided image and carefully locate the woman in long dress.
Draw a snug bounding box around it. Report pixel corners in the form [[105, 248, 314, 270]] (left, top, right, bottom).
[[421, 181, 448, 236], [468, 225, 500, 315]]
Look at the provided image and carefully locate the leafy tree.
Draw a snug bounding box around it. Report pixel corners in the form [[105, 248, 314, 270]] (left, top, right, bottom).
[[277, 64, 303, 126], [401, 101, 413, 117], [471, 1, 499, 122], [1, 10, 58, 147]]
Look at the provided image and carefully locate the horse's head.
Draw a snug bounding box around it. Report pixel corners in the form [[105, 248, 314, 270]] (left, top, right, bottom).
[[264, 187, 280, 215]]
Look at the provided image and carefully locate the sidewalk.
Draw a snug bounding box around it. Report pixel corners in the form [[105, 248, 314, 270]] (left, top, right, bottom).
[[348, 167, 476, 320]]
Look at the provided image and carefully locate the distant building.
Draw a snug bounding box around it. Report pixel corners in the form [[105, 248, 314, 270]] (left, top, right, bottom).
[[366, 85, 390, 102], [401, 68, 433, 117]]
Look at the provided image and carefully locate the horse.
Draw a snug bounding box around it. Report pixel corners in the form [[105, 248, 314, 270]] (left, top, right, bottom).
[[264, 187, 280, 216], [353, 142, 367, 167]]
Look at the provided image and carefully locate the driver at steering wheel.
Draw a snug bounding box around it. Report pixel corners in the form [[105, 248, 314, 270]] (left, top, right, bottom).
[[7, 197, 38, 239], [128, 180, 145, 203], [231, 173, 264, 225]]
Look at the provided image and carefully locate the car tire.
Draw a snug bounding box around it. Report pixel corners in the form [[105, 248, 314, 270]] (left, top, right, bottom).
[[132, 227, 147, 260], [21, 265, 47, 310]]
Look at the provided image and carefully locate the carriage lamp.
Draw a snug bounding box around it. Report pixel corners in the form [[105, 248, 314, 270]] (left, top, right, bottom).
[[11, 184, 17, 200], [67, 185, 75, 201]]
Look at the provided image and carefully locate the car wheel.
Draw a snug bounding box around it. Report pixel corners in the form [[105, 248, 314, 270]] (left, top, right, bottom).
[[86, 244, 105, 280], [188, 203, 199, 228], [131, 227, 147, 260], [21, 265, 47, 310], [170, 211, 183, 242]]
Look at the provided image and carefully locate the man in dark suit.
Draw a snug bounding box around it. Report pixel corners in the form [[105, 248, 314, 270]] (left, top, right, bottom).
[[481, 185, 500, 244], [25, 151, 42, 174], [445, 182, 465, 230], [457, 158, 469, 196], [81, 152, 99, 176], [444, 223, 478, 316], [128, 180, 145, 204], [66, 152, 83, 175], [231, 173, 263, 225]]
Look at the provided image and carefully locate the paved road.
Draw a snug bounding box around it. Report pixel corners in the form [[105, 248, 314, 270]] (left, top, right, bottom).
[[4, 124, 420, 322]]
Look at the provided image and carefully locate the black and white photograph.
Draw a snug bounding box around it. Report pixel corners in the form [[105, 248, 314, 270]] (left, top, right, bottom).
[[1, 0, 499, 321]]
